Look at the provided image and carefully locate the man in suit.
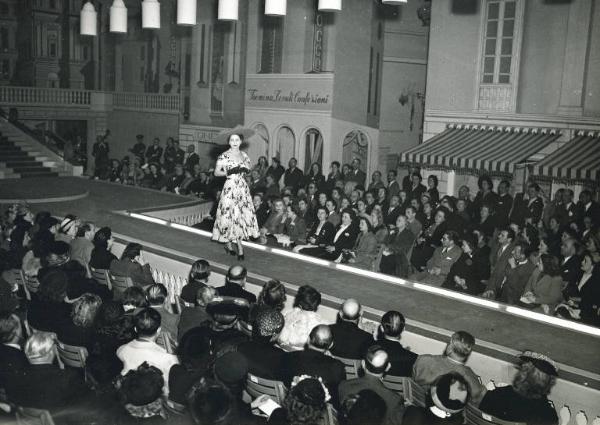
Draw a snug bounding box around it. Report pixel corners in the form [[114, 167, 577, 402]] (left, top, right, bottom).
[[339, 346, 405, 425], [483, 228, 516, 299], [283, 158, 304, 193], [282, 325, 346, 406], [408, 172, 427, 201], [578, 190, 600, 228], [346, 158, 366, 187], [172, 139, 185, 165], [556, 189, 579, 227], [145, 137, 163, 164], [409, 230, 462, 286], [387, 170, 401, 202], [0, 313, 28, 389], [5, 332, 90, 412], [329, 299, 373, 359], [374, 311, 417, 376], [384, 194, 403, 227], [183, 144, 200, 172], [412, 330, 485, 405], [238, 309, 286, 381], [510, 183, 544, 227], [217, 265, 257, 304], [178, 286, 216, 340], [498, 242, 537, 304], [129, 134, 146, 162], [401, 166, 419, 193], [560, 238, 583, 299]]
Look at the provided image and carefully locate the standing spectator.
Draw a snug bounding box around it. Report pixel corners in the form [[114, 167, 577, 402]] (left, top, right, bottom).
[[402, 166, 419, 193], [495, 180, 513, 229], [346, 158, 366, 187], [479, 351, 559, 425], [472, 175, 498, 222], [329, 299, 373, 359], [408, 172, 427, 201], [578, 189, 600, 228], [283, 158, 304, 194], [162, 137, 176, 173], [374, 311, 417, 377], [145, 137, 163, 164], [183, 144, 200, 172], [326, 161, 343, 192], [510, 182, 544, 227], [387, 170, 401, 202], [412, 330, 485, 405], [129, 134, 146, 162], [92, 135, 110, 179], [556, 189, 578, 227], [267, 157, 285, 184], [427, 175, 440, 205], [368, 171, 385, 193], [304, 162, 326, 191], [559, 238, 582, 298], [109, 242, 156, 289]]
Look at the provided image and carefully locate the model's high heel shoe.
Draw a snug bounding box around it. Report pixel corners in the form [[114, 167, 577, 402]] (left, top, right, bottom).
[[224, 244, 236, 256], [237, 252, 245, 261]]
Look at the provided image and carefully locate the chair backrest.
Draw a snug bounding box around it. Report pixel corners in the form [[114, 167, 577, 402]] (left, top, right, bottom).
[[332, 355, 361, 380], [465, 404, 527, 425], [56, 341, 88, 368], [407, 379, 427, 407], [246, 373, 288, 405], [90, 267, 112, 290], [16, 407, 55, 425], [381, 374, 409, 398], [12, 269, 31, 300], [108, 272, 133, 294]]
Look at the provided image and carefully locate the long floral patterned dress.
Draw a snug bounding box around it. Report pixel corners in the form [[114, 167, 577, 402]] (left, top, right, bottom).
[[212, 150, 260, 242]]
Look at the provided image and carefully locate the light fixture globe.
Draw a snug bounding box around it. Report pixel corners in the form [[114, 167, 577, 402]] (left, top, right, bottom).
[[80, 1, 97, 36], [382, 0, 408, 4], [318, 0, 341, 12], [218, 0, 239, 20], [142, 0, 161, 29], [177, 0, 197, 26], [110, 0, 127, 33], [265, 0, 286, 16]]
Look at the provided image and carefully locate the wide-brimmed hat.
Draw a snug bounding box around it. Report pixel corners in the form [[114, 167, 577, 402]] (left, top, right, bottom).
[[519, 350, 558, 376], [215, 125, 255, 144]]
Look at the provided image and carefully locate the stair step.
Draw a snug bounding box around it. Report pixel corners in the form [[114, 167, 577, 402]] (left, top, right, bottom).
[[5, 161, 45, 167], [9, 166, 53, 172], [0, 156, 36, 161], [19, 172, 59, 178]]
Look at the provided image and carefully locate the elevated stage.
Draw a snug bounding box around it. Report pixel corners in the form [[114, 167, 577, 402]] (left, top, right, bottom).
[[1, 177, 599, 390]]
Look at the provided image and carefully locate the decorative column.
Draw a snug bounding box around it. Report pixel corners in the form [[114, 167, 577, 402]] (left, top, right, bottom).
[[556, 0, 593, 116]]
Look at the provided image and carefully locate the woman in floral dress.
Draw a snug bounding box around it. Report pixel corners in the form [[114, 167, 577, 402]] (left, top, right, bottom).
[[212, 126, 260, 260]]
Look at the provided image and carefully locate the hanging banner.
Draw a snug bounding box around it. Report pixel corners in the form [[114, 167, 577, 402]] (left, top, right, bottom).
[[245, 75, 333, 112]]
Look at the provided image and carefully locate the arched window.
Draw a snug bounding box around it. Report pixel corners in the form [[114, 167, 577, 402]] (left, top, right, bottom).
[[303, 128, 323, 173], [342, 130, 368, 172], [276, 126, 295, 167], [247, 123, 269, 163]]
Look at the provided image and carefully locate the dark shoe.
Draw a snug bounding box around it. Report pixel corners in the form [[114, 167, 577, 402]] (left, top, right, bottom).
[[237, 254, 245, 261], [224, 245, 236, 256]]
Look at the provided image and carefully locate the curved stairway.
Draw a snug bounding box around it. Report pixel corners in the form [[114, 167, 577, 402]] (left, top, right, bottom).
[[0, 135, 58, 178]]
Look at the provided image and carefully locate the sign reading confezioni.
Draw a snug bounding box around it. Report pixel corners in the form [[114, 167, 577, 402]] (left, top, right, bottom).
[[245, 75, 333, 112]]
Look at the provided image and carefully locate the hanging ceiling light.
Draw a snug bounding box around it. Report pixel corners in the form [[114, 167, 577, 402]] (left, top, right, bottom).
[[177, 0, 197, 25], [218, 0, 239, 21], [110, 0, 127, 33], [265, 0, 286, 16], [318, 0, 342, 12], [382, 0, 407, 4], [80, 1, 97, 36], [142, 0, 161, 29]]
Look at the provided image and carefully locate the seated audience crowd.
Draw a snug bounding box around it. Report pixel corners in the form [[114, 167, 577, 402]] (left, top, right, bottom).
[[0, 197, 575, 425]]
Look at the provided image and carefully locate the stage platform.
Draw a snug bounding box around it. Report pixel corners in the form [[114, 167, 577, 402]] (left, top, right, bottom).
[[1, 177, 599, 388]]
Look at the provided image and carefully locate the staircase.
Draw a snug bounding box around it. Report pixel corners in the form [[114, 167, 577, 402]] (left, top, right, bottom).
[[0, 119, 79, 179]]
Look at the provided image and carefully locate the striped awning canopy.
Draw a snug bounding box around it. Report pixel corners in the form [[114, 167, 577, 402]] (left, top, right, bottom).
[[532, 131, 600, 183], [401, 124, 561, 176]]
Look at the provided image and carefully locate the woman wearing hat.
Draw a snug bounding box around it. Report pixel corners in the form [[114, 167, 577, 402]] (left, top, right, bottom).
[[212, 126, 260, 260]]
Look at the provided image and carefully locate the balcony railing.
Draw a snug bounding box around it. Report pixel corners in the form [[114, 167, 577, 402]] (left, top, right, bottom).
[[0, 86, 180, 114]]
